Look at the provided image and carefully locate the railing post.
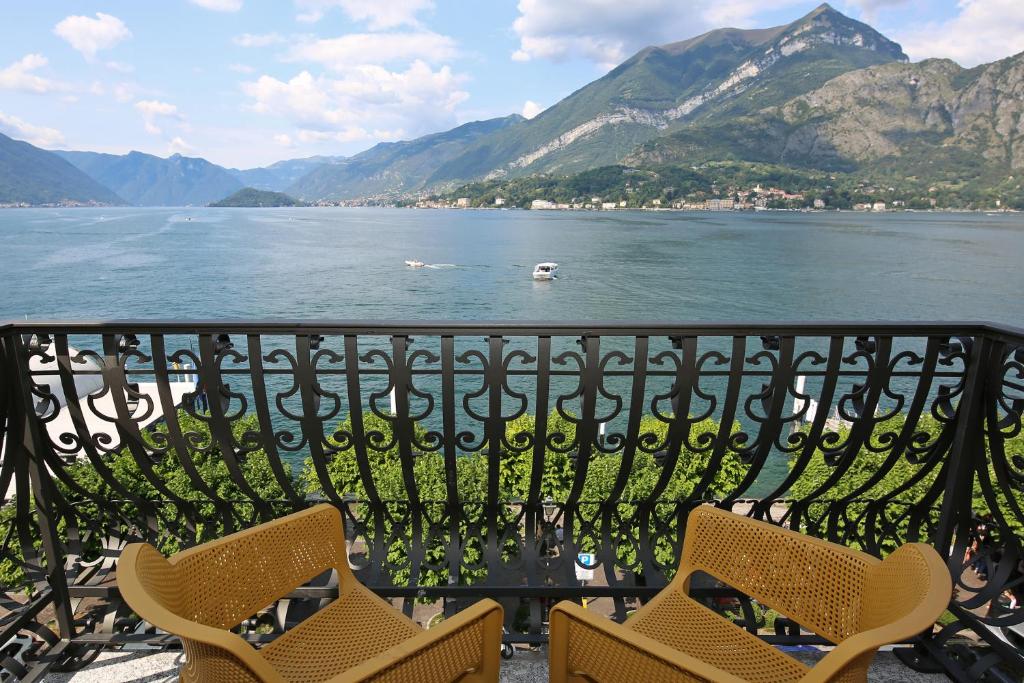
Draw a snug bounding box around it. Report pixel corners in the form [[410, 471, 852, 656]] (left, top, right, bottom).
[[934, 334, 992, 564], [2, 332, 76, 640], [898, 333, 995, 679], [0, 330, 12, 503]]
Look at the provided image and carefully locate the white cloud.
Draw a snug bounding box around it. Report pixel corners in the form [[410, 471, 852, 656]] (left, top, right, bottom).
[[285, 31, 457, 69], [135, 99, 182, 135], [105, 60, 134, 73], [136, 100, 179, 118], [242, 61, 468, 144], [522, 100, 544, 119], [273, 133, 294, 146], [0, 54, 64, 94], [511, 0, 803, 66], [233, 32, 285, 47], [189, 0, 243, 11], [53, 13, 131, 60], [892, 0, 1024, 66], [229, 63, 256, 73], [168, 136, 195, 154], [0, 111, 65, 147], [844, 0, 910, 20], [294, 0, 433, 28], [296, 128, 378, 143], [113, 82, 137, 103]]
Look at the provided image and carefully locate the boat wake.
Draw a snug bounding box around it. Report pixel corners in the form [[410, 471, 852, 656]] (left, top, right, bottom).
[[424, 263, 457, 269]]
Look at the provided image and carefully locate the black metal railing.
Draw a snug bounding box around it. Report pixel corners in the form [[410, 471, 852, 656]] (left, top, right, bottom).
[[1, 321, 1022, 681]]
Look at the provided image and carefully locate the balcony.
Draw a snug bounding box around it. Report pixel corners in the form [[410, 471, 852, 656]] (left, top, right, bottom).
[[1, 320, 1022, 682]]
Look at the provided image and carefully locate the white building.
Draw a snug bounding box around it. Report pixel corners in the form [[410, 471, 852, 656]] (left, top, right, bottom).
[[494, 197, 505, 206], [456, 197, 470, 208], [531, 199, 557, 210]]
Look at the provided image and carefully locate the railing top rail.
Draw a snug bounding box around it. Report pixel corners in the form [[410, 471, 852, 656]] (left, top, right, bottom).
[[1, 319, 1020, 338]]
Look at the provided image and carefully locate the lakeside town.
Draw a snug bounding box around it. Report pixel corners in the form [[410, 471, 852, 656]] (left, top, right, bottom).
[[405, 182, 1018, 212], [4, 183, 1018, 212], [412, 186, 897, 212]]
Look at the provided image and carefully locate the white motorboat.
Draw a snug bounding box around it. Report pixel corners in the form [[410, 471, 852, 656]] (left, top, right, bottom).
[[405, 260, 425, 268], [532, 262, 558, 280]]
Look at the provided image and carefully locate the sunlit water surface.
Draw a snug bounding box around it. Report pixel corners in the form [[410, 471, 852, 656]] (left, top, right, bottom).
[[3, 208, 1022, 494]]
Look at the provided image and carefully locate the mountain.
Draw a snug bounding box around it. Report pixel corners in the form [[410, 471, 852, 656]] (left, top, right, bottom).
[[0, 133, 123, 206], [229, 156, 345, 192], [426, 3, 906, 185], [210, 187, 305, 207], [21, 4, 1022, 207], [627, 51, 1024, 179], [287, 115, 525, 201], [54, 150, 243, 206]]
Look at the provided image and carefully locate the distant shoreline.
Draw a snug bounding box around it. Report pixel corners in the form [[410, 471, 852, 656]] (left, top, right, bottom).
[[1, 204, 1020, 215]]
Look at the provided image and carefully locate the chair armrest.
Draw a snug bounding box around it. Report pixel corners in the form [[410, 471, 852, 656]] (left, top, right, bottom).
[[549, 601, 748, 683], [799, 620, 937, 683], [118, 543, 286, 683], [800, 542, 951, 682], [324, 599, 503, 683]]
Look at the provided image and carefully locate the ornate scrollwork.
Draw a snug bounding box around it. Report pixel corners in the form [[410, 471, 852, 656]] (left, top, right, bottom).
[[2, 323, 1022, 680]]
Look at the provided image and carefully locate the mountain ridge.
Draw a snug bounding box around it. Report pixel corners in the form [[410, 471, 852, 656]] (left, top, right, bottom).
[[228, 155, 346, 192], [625, 50, 1024, 178], [287, 114, 525, 201], [54, 150, 245, 206], [0, 133, 123, 206], [5, 4, 1021, 207], [425, 3, 906, 185]]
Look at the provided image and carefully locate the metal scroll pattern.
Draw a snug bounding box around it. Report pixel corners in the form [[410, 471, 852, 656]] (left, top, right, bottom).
[[923, 336, 1024, 681], [0, 323, 1019, 680]]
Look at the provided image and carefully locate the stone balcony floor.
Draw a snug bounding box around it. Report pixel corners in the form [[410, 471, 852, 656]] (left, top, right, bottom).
[[44, 646, 948, 682]]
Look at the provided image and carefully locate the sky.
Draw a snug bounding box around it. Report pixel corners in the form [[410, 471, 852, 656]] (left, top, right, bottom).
[[1, 0, 1022, 169]]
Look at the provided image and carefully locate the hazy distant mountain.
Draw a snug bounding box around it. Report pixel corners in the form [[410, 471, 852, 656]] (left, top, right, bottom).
[[229, 156, 346, 192], [0, 133, 123, 205], [287, 115, 525, 201], [55, 150, 243, 206], [426, 4, 906, 185]]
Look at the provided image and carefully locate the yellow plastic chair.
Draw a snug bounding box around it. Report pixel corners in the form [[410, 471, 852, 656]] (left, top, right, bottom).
[[549, 505, 951, 683], [118, 504, 503, 682]]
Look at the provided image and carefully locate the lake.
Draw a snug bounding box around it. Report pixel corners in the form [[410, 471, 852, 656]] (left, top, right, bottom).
[[3, 208, 1023, 495], [2, 207, 1023, 323]]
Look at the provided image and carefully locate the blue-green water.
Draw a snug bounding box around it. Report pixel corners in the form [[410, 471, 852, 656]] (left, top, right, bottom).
[[2, 207, 1023, 322], [3, 208, 1023, 496]]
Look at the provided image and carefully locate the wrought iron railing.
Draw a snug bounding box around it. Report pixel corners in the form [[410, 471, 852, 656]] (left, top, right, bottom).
[[1, 321, 1022, 681]]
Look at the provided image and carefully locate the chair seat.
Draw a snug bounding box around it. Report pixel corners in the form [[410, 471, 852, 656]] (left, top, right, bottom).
[[626, 591, 810, 683], [262, 587, 421, 682]]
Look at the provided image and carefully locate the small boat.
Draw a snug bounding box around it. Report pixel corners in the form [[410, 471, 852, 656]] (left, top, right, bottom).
[[404, 260, 425, 268], [532, 262, 558, 280]]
